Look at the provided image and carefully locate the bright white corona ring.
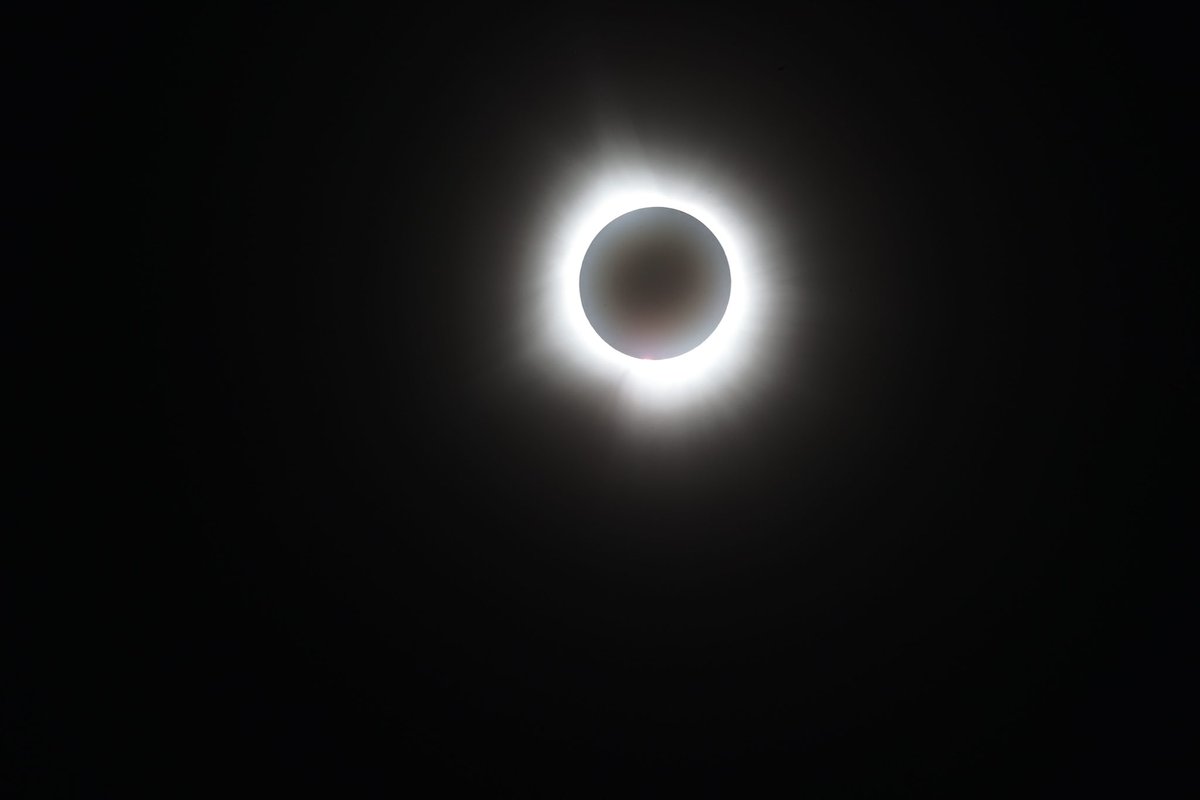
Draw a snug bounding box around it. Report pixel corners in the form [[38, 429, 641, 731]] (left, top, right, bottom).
[[526, 153, 792, 428]]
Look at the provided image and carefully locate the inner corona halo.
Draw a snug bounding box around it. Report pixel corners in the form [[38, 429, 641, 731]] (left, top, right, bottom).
[[579, 206, 731, 360]]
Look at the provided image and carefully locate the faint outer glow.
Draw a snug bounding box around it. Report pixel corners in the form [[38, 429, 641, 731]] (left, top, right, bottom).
[[524, 148, 794, 427]]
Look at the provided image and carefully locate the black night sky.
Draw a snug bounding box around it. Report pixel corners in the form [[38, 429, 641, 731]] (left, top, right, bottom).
[[10, 4, 1190, 796]]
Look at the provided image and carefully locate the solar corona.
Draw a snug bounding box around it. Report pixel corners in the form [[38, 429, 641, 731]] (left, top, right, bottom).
[[526, 155, 792, 421]]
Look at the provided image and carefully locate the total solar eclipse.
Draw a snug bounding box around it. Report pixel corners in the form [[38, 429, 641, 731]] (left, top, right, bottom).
[[580, 206, 732, 360], [532, 162, 786, 419]]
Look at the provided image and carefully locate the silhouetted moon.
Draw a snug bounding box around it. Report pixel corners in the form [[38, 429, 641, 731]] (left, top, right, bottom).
[[580, 207, 731, 359]]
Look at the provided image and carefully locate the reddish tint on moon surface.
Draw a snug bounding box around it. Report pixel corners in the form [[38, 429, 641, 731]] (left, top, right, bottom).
[[580, 207, 731, 360]]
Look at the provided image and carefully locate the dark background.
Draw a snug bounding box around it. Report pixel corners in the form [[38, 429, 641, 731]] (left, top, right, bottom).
[[10, 3, 1191, 796]]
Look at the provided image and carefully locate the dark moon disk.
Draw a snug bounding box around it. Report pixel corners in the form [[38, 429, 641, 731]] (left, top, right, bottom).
[[579, 206, 732, 359]]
